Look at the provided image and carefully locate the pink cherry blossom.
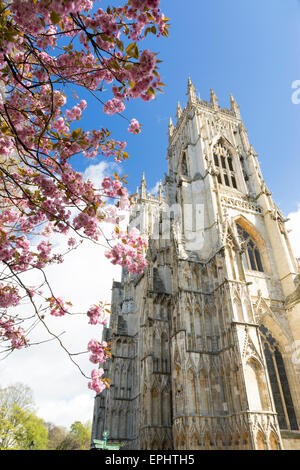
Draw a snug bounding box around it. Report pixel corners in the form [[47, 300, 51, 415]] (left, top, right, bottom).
[[0, 0, 168, 393], [128, 118, 141, 134], [87, 305, 108, 325], [88, 368, 107, 394]]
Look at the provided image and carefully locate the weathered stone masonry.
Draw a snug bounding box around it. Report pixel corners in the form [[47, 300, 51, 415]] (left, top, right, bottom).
[[92, 80, 300, 450]]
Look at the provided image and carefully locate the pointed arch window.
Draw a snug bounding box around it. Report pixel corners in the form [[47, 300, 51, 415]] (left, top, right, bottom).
[[213, 143, 237, 189], [259, 325, 298, 430], [236, 223, 264, 272], [180, 152, 189, 176]]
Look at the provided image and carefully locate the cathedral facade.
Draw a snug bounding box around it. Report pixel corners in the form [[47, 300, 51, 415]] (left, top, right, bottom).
[[91, 80, 300, 450]]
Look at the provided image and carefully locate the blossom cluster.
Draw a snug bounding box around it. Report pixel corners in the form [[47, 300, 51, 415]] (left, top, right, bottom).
[[105, 227, 148, 273], [0, 0, 168, 394], [87, 339, 112, 394], [0, 316, 27, 350], [0, 284, 21, 309], [49, 297, 69, 317], [88, 368, 107, 394], [87, 303, 109, 325], [87, 339, 110, 364], [128, 118, 141, 134]]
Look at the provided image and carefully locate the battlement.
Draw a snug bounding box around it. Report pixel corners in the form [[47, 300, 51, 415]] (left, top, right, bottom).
[[168, 79, 241, 143]]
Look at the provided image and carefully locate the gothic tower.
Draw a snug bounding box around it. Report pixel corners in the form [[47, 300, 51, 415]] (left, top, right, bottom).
[[91, 79, 300, 450]]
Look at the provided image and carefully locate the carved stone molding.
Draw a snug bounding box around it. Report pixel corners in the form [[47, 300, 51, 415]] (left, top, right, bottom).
[[221, 194, 262, 215]]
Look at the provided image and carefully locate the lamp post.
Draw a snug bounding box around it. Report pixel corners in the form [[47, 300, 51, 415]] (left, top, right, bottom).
[[93, 430, 124, 450], [103, 430, 109, 447]]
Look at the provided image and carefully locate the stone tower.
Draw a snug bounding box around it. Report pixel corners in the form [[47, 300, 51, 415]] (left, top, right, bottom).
[[91, 79, 300, 450]]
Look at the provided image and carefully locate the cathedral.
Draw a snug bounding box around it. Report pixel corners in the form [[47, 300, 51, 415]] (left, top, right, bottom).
[[91, 79, 300, 450]]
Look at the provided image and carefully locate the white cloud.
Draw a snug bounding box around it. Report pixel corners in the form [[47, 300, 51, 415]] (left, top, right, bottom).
[[83, 160, 120, 187], [38, 394, 93, 428], [149, 180, 160, 196], [287, 203, 300, 258], [0, 161, 122, 429]]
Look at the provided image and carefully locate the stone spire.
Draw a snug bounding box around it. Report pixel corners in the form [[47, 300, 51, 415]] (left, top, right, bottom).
[[168, 117, 174, 137], [176, 101, 182, 119], [230, 93, 241, 118], [187, 76, 197, 104], [140, 172, 147, 199], [158, 180, 164, 201], [210, 88, 219, 110]]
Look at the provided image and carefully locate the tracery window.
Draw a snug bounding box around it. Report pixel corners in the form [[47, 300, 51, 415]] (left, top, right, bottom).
[[259, 325, 298, 430], [236, 223, 264, 272], [213, 142, 237, 189]]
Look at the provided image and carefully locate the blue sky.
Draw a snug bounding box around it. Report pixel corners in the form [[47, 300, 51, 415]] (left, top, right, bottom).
[[73, 0, 300, 216]]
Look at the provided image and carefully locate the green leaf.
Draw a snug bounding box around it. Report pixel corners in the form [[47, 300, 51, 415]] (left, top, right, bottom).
[[71, 128, 82, 139], [116, 39, 124, 52], [5, 31, 17, 42], [110, 59, 120, 70], [133, 45, 139, 59], [50, 10, 61, 25], [125, 43, 136, 55], [146, 87, 155, 95]]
